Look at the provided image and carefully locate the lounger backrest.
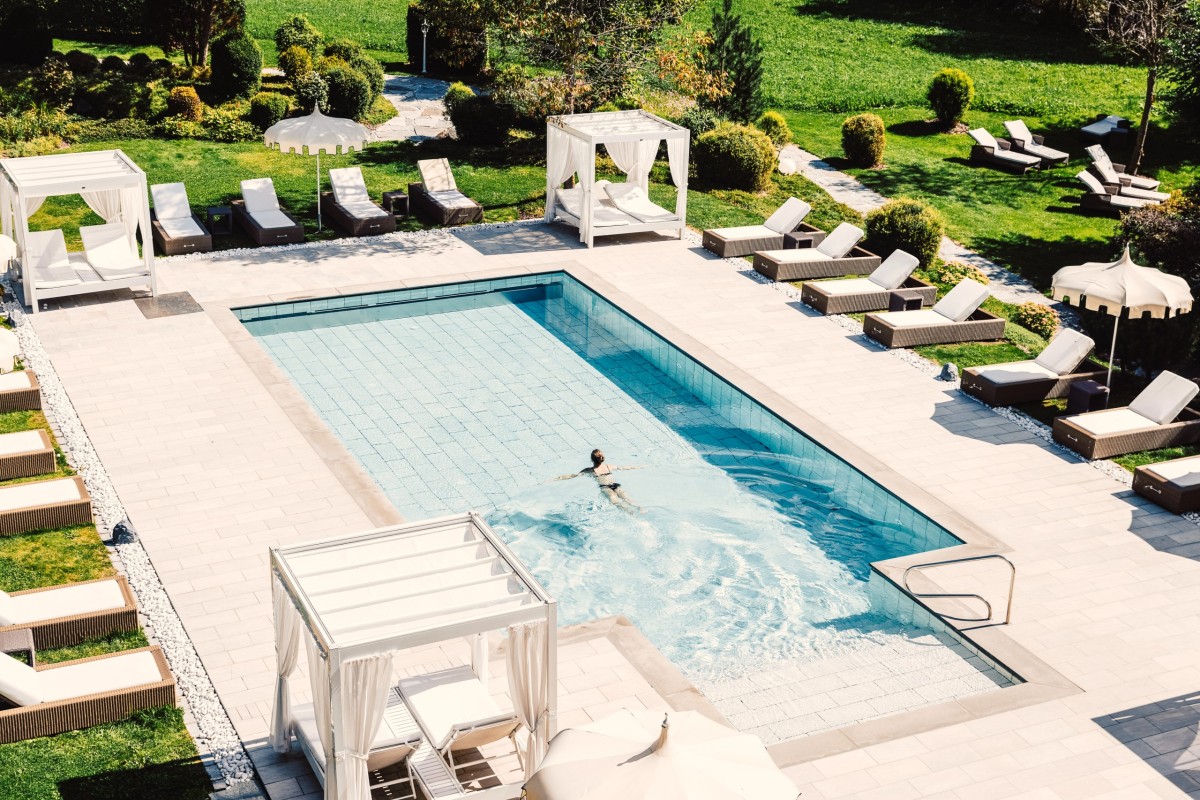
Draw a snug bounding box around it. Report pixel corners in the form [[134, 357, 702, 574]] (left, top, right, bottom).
[[867, 249, 919, 290], [0, 644, 42, 705], [1004, 120, 1033, 146], [418, 158, 457, 192], [0, 589, 11, 625], [24, 230, 69, 269], [1086, 144, 1122, 182], [242, 178, 281, 213], [329, 167, 370, 205], [80, 223, 136, 265], [815, 223, 863, 259], [969, 128, 998, 149], [151, 183, 191, 221], [1033, 328, 1094, 375], [763, 197, 811, 234], [932, 278, 989, 322], [1078, 170, 1107, 196], [1129, 371, 1199, 425]]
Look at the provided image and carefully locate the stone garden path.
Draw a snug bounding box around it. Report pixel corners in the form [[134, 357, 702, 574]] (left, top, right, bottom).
[[369, 74, 455, 142]]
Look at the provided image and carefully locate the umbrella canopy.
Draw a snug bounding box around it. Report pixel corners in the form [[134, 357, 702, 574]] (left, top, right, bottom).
[[523, 709, 798, 800], [263, 107, 370, 231], [1051, 245, 1194, 388]]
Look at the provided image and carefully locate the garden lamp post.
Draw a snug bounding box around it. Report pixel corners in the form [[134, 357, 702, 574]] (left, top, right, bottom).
[[421, 18, 430, 74]]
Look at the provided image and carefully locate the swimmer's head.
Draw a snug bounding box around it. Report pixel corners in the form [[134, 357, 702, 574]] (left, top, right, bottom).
[[591, 449, 604, 467]]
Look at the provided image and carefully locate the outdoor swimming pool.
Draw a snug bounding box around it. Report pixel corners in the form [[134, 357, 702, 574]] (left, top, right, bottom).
[[238, 272, 1013, 741]]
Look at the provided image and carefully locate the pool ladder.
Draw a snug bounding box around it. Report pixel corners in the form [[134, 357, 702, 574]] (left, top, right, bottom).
[[901, 554, 1015, 626]]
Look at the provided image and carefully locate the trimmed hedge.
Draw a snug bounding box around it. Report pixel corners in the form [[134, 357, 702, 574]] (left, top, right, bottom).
[[167, 86, 203, 121], [65, 49, 100, 75], [445, 84, 513, 146], [210, 29, 262, 102], [841, 113, 885, 168], [279, 46, 312, 81], [248, 91, 289, 130], [865, 198, 945, 268], [294, 72, 328, 113], [677, 106, 720, 136], [694, 122, 776, 191], [100, 54, 126, 72], [1012, 302, 1059, 340], [927, 68, 974, 129], [324, 66, 371, 120], [275, 14, 323, 57], [755, 111, 791, 146]]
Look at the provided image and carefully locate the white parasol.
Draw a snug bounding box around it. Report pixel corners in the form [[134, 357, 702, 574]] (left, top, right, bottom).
[[263, 106, 369, 231], [522, 709, 798, 800], [1051, 245, 1193, 388]]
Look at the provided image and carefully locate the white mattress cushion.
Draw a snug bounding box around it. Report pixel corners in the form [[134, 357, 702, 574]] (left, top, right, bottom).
[[932, 279, 989, 322], [872, 309, 951, 328], [604, 186, 676, 223], [428, 190, 478, 210], [1004, 120, 1033, 146], [242, 178, 280, 214], [1069, 407, 1157, 436], [419, 159, 457, 192], [1110, 194, 1153, 209], [0, 372, 32, 391], [292, 694, 418, 771], [708, 224, 776, 240], [0, 590, 12, 626], [8, 579, 125, 625], [24, 230, 70, 270], [970, 128, 999, 149], [32, 262, 84, 289], [809, 278, 878, 296], [1026, 142, 1068, 160], [997, 149, 1040, 165], [763, 198, 811, 234], [1129, 371, 1199, 425], [0, 477, 81, 513], [329, 167, 371, 205], [1144, 456, 1200, 488], [816, 222, 863, 258], [0, 649, 41, 706], [250, 209, 296, 231], [1078, 170, 1108, 196], [1034, 329, 1094, 375], [974, 361, 1058, 385], [758, 249, 829, 264], [40, 649, 162, 702], [1126, 174, 1161, 190], [868, 250, 918, 290], [400, 665, 507, 750], [340, 200, 386, 220], [555, 187, 583, 219], [158, 216, 205, 239], [0, 430, 46, 457], [1119, 185, 1169, 202], [80, 223, 140, 274], [151, 183, 191, 221]]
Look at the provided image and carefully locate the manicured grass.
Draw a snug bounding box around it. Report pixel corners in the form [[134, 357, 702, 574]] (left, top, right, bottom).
[[0, 706, 210, 800], [246, 0, 408, 66], [39, 630, 151, 665], [51, 40, 170, 61], [0, 526, 113, 591]]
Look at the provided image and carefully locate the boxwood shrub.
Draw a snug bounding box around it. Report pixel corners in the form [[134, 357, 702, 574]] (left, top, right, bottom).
[[694, 122, 776, 191], [210, 30, 263, 102], [927, 68, 975, 129], [841, 112, 885, 167], [865, 198, 945, 268], [323, 66, 371, 120], [248, 91, 289, 130]]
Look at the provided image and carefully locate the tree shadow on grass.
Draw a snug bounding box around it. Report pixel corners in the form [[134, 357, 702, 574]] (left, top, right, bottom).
[[888, 119, 945, 137], [969, 231, 1114, 288], [57, 757, 212, 800]]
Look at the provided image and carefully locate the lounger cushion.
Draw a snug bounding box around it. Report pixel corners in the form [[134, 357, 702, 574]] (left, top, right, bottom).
[[810, 278, 878, 296], [0, 430, 45, 457], [39, 649, 162, 702], [763, 198, 811, 234], [555, 187, 584, 218], [0, 477, 81, 513], [150, 183, 191, 221], [428, 190, 479, 210], [970, 129, 1039, 165], [400, 665, 509, 751], [25, 230, 70, 270], [1082, 116, 1126, 137], [292, 700, 418, 771], [1087, 145, 1161, 190], [340, 200, 388, 220], [242, 179, 281, 214], [0, 372, 33, 391], [158, 216, 206, 239], [418, 159, 457, 193], [1078, 170, 1109, 196], [1128, 371, 1199, 425], [1070, 408, 1157, 436], [816, 223, 863, 259], [756, 249, 834, 264], [603, 184, 676, 223], [0, 651, 41, 706], [1143, 455, 1200, 488], [868, 250, 919, 290], [250, 209, 297, 231], [80, 223, 143, 277], [1026, 142, 1069, 161], [975, 361, 1059, 384], [329, 167, 371, 206], [1034, 329, 1094, 375], [871, 309, 951, 328], [706, 224, 776, 240], [932, 279, 989, 322], [970, 129, 1000, 149], [0, 580, 125, 626], [1119, 185, 1169, 202], [0, 591, 12, 626], [1003, 120, 1035, 146]]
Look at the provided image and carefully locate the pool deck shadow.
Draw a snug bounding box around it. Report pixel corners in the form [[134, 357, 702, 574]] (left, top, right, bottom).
[[1096, 690, 1200, 796]]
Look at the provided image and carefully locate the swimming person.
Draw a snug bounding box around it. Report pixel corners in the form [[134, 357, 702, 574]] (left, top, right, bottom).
[[555, 449, 644, 512]]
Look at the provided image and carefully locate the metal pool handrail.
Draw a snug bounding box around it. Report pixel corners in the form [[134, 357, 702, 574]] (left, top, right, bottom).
[[901, 554, 1015, 626]]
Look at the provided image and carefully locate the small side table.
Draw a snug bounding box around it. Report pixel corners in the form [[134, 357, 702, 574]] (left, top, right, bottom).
[[382, 191, 409, 218], [888, 290, 924, 312], [1067, 379, 1109, 415], [207, 206, 233, 236], [783, 231, 817, 250], [0, 627, 35, 667]]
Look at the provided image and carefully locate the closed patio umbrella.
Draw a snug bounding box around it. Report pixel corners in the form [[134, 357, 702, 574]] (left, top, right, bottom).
[[263, 106, 369, 231], [523, 709, 798, 800], [1051, 245, 1193, 388]]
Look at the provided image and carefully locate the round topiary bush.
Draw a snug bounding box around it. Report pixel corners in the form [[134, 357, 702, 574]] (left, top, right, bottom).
[[1012, 302, 1059, 340], [444, 81, 475, 110], [32, 58, 75, 109], [323, 66, 371, 120], [445, 85, 514, 146], [350, 54, 384, 101], [100, 54, 126, 72], [294, 71, 328, 113], [927, 68, 974, 130], [248, 91, 289, 130], [210, 30, 263, 102], [678, 106, 720, 136], [323, 37, 364, 63], [694, 123, 776, 191], [279, 46, 312, 82], [865, 198, 945, 268], [755, 111, 792, 147], [275, 14, 323, 58], [841, 112, 885, 168], [64, 49, 99, 75], [167, 85, 204, 121], [128, 52, 151, 71]]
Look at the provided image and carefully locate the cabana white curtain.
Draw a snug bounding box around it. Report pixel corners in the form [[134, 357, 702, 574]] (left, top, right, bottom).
[[507, 621, 550, 780], [269, 580, 302, 753], [667, 138, 690, 229], [542, 129, 591, 224], [338, 655, 393, 800], [81, 187, 140, 244], [307, 636, 336, 800], [605, 139, 660, 190]]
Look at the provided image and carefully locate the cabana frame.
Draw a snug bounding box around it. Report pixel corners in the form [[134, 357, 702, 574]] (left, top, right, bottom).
[[270, 513, 558, 800], [0, 150, 157, 313], [545, 110, 690, 248]]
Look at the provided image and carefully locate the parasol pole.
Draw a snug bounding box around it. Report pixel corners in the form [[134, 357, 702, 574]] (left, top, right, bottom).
[[316, 150, 322, 232], [1106, 312, 1120, 396]]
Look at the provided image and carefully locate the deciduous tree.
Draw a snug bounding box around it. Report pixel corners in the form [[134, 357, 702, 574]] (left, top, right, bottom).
[[150, 0, 246, 67]]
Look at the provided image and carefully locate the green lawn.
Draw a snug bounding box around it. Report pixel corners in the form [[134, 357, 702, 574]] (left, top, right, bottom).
[[245, 0, 408, 66]]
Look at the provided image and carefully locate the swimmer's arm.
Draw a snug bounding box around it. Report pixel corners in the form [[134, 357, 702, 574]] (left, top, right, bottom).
[[551, 469, 589, 482]]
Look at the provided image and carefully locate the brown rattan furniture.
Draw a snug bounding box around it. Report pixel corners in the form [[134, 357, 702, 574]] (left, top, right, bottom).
[[754, 245, 880, 282], [1086, 144, 1160, 190], [0, 370, 42, 413], [968, 128, 1041, 174], [382, 191, 409, 217], [1080, 115, 1131, 148], [865, 308, 1005, 348], [149, 183, 213, 256], [0, 576, 138, 649], [320, 192, 397, 237], [321, 168, 397, 238], [0, 429, 55, 481], [233, 178, 306, 246], [0, 476, 92, 536], [0, 628, 34, 667], [0, 646, 176, 744], [961, 360, 1107, 406], [1133, 456, 1200, 514], [783, 224, 827, 250], [1002, 120, 1069, 168], [409, 159, 483, 227], [802, 276, 936, 315], [1052, 371, 1200, 460], [701, 198, 812, 258]]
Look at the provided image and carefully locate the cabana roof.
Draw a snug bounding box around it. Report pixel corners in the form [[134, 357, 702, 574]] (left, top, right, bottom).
[[548, 109, 688, 144], [272, 513, 554, 659], [0, 149, 145, 196]]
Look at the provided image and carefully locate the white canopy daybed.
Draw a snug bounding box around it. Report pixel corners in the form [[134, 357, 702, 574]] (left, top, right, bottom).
[[269, 513, 558, 800], [545, 110, 690, 248], [0, 150, 156, 313]]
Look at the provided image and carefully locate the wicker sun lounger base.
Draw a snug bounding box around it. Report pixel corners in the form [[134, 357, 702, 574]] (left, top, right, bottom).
[[0, 371, 42, 413], [753, 246, 882, 283], [960, 360, 1108, 406], [1052, 407, 1200, 461], [970, 143, 1040, 174], [863, 309, 1006, 349], [150, 212, 213, 256], [408, 183, 484, 227], [0, 476, 92, 536], [701, 230, 782, 259], [1132, 461, 1200, 514], [0, 646, 175, 744], [0, 429, 55, 481], [0, 576, 138, 650], [801, 276, 937, 315], [319, 193, 398, 237], [231, 201, 306, 246]]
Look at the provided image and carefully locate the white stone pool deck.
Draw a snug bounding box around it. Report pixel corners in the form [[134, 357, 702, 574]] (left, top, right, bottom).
[[26, 224, 1200, 799]]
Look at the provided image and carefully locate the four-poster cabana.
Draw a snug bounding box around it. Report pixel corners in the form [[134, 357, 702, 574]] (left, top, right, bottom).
[[0, 150, 156, 313], [545, 110, 690, 248], [269, 513, 557, 800]]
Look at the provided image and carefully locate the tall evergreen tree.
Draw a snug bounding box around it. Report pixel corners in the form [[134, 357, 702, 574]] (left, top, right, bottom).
[[702, 0, 764, 122]]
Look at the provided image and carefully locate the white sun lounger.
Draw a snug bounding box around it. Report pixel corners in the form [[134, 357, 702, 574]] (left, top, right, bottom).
[[0, 429, 54, 480], [1086, 144, 1161, 191], [1053, 371, 1200, 459], [80, 223, 150, 281], [322, 167, 397, 237], [150, 183, 212, 255], [0, 575, 138, 649], [1078, 170, 1157, 213], [0, 371, 40, 413], [800, 250, 936, 314], [969, 128, 1042, 173], [603, 183, 677, 224], [0, 475, 92, 536], [752, 222, 880, 281], [1003, 120, 1069, 167], [701, 197, 813, 258], [22, 230, 84, 290], [863, 278, 1005, 347], [234, 178, 305, 246], [960, 328, 1103, 405]]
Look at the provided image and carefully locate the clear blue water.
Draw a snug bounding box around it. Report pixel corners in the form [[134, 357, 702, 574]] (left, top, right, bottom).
[[240, 275, 963, 683]]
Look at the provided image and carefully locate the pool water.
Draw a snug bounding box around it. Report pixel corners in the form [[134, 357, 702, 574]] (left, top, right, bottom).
[[240, 275, 1012, 724]]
